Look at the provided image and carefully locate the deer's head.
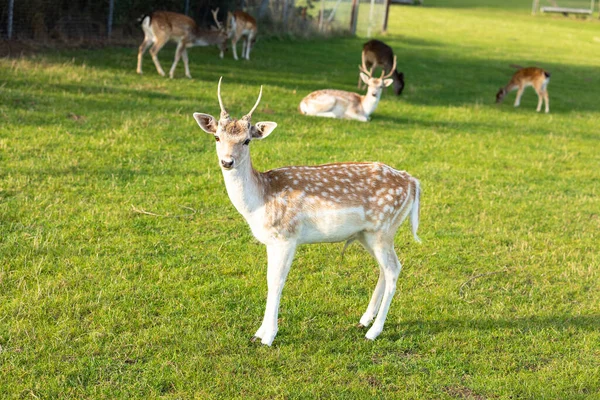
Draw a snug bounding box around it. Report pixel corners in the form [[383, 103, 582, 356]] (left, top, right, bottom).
[[193, 78, 277, 171], [496, 87, 507, 103], [393, 71, 405, 96], [359, 54, 396, 99]]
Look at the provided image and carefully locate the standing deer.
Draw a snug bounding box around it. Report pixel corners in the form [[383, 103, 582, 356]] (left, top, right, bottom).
[[136, 11, 227, 79], [359, 40, 405, 96], [299, 56, 397, 122], [226, 11, 258, 60], [193, 78, 421, 346], [496, 67, 551, 113]]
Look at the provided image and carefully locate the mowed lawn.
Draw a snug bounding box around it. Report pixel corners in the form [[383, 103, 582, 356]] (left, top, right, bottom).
[[1, 0, 599, 398]]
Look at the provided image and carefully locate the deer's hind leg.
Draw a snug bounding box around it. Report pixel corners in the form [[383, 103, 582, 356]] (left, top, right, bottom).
[[245, 33, 255, 60], [137, 37, 153, 74], [181, 47, 191, 79], [357, 233, 402, 341], [357, 234, 386, 328], [149, 36, 169, 77], [169, 40, 190, 79]]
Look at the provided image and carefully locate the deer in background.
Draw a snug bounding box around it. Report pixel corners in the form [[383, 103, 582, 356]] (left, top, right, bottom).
[[212, 9, 258, 60], [299, 56, 397, 121], [359, 40, 405, 96], [136, 11, 227, 79], [193, 78, 421, 346], [496, 66, 551, 113]]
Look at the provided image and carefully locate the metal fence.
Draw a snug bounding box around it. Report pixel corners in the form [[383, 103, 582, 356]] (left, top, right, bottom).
[[0, 0, 390, 42]]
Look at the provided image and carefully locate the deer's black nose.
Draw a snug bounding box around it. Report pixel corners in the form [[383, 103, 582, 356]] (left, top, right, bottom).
[[221, 159, 234, 169]]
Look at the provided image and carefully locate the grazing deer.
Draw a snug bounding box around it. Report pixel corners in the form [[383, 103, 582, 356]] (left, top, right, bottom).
[[193, 78, 421, 346], [496, 67, 551, 113], [226, 11, 258, 60], [359, 40, 405, 96], [299, 56, 397, 122], [136, 11, 227, 79]]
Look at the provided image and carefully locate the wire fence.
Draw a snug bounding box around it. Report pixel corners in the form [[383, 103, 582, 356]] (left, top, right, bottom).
[[0, 0, 390, 43]]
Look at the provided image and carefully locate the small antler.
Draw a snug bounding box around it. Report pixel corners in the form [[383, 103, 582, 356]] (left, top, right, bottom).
[[217, 77, 229, 120], [243, 86, 263, 120], [211, 8, 223, 30], [381, 56, 397, 80]]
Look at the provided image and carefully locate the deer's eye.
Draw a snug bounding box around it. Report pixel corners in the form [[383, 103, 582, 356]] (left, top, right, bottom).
[[215, 136, 220, 142], [243, 139, 251, 146]]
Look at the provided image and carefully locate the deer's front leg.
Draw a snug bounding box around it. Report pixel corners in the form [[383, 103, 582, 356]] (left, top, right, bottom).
[[252, 242, 297, 346], [231, 38, 239, 60], [514, 87, 524, 107]]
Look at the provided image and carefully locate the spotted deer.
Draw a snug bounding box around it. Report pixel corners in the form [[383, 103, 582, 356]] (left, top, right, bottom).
[[193, 78, 421, 346], [215, 10, 257, 61], [496, 67, 551, 113], [136, 11, 227, 79], [358, 40, 405, 96], [299, 56, 397, 122]]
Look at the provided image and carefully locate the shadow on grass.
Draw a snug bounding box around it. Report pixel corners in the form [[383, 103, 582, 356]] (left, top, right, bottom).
[[4, 34, 600, 120]]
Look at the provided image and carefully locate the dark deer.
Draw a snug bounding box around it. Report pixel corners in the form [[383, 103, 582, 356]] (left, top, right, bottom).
[[358, 40, 405, 96]]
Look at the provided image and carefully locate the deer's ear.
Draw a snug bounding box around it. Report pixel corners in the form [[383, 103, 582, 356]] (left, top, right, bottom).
[[193, 113, 218, 134], [383, 78, 394, 88], [359, 73, 370, 85], [252, 122, 277, 140]]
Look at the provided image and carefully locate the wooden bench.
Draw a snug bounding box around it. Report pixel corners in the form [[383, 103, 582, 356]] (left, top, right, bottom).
[[541, 6, 593, 15]]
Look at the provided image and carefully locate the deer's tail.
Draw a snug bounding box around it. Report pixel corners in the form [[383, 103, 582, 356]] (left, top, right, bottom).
[[410, 178, 422, 243]]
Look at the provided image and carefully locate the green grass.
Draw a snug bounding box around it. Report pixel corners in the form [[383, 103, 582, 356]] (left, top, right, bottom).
[[1, 1, 599, 398]]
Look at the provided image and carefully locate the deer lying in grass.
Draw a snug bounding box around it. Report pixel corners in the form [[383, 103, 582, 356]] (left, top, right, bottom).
[[299, 56, 397, 122], [496, 67, 551, 113], [193, 78, 421, 346], [136, 11, 227, 79], [359, 40, 405, 96], [212, 9, 257, 60]]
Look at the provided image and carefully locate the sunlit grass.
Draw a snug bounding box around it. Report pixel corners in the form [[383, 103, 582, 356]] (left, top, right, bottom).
[[1, 1, 599, 398]]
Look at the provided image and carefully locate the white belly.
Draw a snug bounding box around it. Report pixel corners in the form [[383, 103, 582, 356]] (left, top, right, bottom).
[[245, 206, 369, 245]]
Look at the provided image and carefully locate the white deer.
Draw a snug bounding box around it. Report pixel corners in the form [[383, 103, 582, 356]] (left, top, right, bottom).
[[299, 55, 397, 122], [136, 11, 227, 79], [193, 78, 421, 346]]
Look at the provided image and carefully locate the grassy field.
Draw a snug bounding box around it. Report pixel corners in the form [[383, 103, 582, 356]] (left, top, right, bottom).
[[1, 0, 599, 398]]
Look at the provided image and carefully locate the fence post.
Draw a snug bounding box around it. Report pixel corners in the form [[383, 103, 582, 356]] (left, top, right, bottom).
[[367, 0, 376, 37], [184, 0, 190, 15], [107, 0, 115, 37], [382, 0, 391, 33], [350, 0, 359, 35], [319, 0, 325, 31], [283, 0, 289, 31], [7, 0, 14, 39]]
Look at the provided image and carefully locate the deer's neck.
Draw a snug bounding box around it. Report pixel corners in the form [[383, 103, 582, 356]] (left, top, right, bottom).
[[221, 159, 265, 217], [360, 92, 382, 117]]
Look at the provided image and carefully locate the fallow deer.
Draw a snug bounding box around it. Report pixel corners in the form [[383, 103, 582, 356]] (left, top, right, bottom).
[[496, 67, 551, 113], [359, 40, 405, 96], [193, 78, 421, 346], [226, 11, 258, 61], [299, 56, 397, 122], [136, 11, 227, 79]]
